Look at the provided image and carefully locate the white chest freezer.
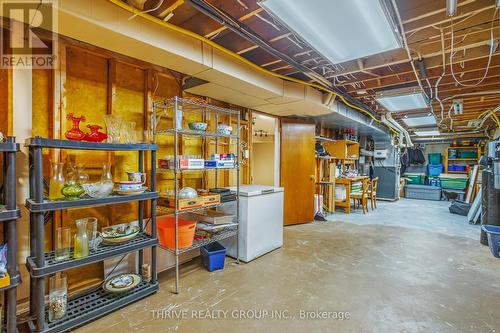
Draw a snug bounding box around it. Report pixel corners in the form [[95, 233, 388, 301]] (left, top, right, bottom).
[[220, 185, 284, 262]]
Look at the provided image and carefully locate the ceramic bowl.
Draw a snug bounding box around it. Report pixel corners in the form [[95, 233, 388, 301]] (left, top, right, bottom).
[[217, 124, 233, 136], [188, 122, 208, 131], [179, 187, 198, 199], [83, 182, 114, 198]]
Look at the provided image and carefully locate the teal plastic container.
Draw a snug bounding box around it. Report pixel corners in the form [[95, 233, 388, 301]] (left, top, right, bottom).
[[404, 173, 425, 185], [428, 153, 442, 164]]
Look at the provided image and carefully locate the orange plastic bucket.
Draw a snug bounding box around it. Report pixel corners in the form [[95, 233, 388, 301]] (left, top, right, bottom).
[[157, 216, 197, 249]]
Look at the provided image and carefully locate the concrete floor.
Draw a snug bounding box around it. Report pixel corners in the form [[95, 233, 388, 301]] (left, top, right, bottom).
[[77, 199, 500, 333]]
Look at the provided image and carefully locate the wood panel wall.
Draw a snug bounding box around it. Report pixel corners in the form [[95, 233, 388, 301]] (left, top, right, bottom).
[[27, 35, 251, 295]]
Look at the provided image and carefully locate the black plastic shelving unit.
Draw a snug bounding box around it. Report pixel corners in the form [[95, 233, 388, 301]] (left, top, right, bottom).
[[25, 137, 159, 333], [1, 137, 21, 333]]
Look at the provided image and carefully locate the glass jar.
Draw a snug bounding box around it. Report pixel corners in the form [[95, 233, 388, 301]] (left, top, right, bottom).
[[48, 273, 67, 322], [49, 163, 65, 200], [61, 181, 84, 200]]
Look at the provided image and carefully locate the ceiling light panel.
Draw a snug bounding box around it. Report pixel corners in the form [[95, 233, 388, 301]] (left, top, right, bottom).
[[402, 115, 436, 127], [414, 129, 440, 136], [259, 0, 401, 64], [375, 92, 428, 112]]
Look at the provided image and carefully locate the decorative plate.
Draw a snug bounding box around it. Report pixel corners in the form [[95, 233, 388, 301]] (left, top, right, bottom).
[[103, 274, 141, 294], [101, 224, 140, 244]]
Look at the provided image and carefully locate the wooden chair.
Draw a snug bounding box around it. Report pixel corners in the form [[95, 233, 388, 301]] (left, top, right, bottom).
[[351, 178, 370, 214], [368, 177, 379, 210]]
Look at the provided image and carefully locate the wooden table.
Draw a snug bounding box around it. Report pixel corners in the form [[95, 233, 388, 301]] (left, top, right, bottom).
[[335, 176, 369, 214]]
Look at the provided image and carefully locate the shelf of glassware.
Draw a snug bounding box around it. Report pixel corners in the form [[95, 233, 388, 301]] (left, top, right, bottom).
[[26, 136, 159, 333], [26, 233, 157, 277]]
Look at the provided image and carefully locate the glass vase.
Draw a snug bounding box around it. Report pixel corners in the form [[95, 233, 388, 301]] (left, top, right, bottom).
[[101, 162, 113, 183], [122, 121, 137, 144], [104, 115, 123, 143], [54, 227, 71, 262], [74, 218, 90, 258], [65, 113, 86, 141], [49, 163, 65, 200], [48, 273, 67, 322], [76, 164, 89, 184]]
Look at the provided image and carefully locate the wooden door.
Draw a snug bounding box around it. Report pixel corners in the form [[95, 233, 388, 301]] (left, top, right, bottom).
[[280, 119, 316, 225]]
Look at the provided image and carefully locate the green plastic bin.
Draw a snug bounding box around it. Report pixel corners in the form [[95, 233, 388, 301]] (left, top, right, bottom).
[[439, 173, 468, 189], [404, 173, 425, 185], [428, 153, 442, 164]]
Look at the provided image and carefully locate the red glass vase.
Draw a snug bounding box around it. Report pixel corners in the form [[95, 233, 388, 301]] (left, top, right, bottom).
[[84, 125, 108, 142], [65, 113, 86, 141]]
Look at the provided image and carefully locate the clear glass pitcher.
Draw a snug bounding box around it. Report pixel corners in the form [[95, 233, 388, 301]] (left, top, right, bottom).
[[74, 218, 90, 258], [101, 162, 113, 183]]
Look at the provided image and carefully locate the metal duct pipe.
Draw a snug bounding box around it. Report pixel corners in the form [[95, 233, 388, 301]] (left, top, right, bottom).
[[382, 113, 413, 147], [185, 0, 381, 120]]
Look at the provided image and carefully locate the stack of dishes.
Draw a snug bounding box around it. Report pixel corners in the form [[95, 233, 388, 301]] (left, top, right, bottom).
[[115, 181, 146, 195]]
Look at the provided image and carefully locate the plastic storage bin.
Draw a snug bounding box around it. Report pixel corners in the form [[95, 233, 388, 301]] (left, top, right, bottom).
[[481, 225, 500, 258], [201, 242, 227, 272], [428, 153, 442, 164], [405, 184, 441, 201], [404, 173, 425, 185], [439, 175, 468, 189], [157, 216, 196, 249], [458, 150, 477, 159], [428, 164, 443, 177]]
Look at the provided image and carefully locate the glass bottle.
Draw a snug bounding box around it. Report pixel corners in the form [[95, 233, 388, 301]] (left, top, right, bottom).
[[49, 163, 65, 200], [74, 218, 89, 258], [48, 273, 67, 322]]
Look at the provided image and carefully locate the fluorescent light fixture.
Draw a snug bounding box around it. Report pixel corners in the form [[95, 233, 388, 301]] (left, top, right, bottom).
[[447, 0, 457, 16], [414, 129, 440, 136], [258, 0, 401, 64], [402, 115, 436, 127], [375, 88, 428, 112]]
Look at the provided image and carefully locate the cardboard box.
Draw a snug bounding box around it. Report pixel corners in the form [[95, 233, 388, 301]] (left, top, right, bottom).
[[158, 158, 204, 170]]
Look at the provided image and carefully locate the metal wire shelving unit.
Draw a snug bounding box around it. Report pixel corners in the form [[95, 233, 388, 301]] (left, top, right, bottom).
[[0, 137, 21, 333], [152, 96, 240, 294], [25, 137, 159, 333]]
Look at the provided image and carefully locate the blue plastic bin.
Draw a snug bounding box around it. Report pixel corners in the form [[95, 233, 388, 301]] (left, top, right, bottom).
[[428, 164, 443, 177], [201, 241, 227, 272], [482, 225, 500, 258]]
